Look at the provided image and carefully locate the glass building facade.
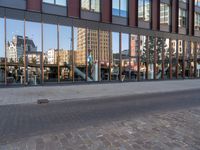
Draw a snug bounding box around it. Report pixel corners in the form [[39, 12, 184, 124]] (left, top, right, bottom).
[[0, 0, 199, 86]]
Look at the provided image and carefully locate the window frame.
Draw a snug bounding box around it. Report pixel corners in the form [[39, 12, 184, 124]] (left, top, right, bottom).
[[81, 0, 100, 13], [138, 0, 151, 22], [43, 0, 67, 6], [112, 0, 128, 18]]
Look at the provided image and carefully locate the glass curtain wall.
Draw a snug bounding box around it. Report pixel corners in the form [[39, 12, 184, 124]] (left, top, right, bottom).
[[130, 34, 138, 81], [121, 33, 129, 81], [6, 19, 24, 85], [0, 18, 5, 84], [87, 29, 99, 82], [43, 23, 58, 82], [74, 27, 87, 82], [59, 25, 73, 82], [111, 32, 120, 81], [25, 21, 42, 85], [99, 30, 110, 81]]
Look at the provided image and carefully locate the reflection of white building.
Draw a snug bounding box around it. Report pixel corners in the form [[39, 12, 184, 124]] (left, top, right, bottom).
[[6, 35, 37, 63]]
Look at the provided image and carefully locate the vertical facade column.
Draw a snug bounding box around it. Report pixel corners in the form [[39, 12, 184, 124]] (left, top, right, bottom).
[[129, 0, 138, 27], [68, 0, 80, 18], [27, 0, 42, 12], [137, 35, 140, 81], [189, 0, 194, 36], [101, 0, 112, 23], [172, 0, 179, 33], [152, 0, 160, 31]]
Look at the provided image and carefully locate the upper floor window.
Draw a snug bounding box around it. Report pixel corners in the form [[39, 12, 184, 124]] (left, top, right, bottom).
[[160, 3, 170, 25], [179, 8, 187, 28], [112, 0, 128, 17], [195, 0, 200, 7], [81, 0, 100, 12], [195, 12, 200, 30], [138, 0, 151, 22], [43, 0, 66, 6], [179, 0, 187, 3]]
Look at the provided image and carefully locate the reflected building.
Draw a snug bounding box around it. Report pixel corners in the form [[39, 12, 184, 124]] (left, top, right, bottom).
[[6, 35, 37, 63]]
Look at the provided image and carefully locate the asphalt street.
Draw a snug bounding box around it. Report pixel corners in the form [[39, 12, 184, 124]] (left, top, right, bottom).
[[0, 89, 200, 145]]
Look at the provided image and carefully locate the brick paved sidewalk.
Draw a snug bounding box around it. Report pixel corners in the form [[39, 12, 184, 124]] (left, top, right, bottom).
[[0, 79, 200, 105], [1, 107, 200, 150]]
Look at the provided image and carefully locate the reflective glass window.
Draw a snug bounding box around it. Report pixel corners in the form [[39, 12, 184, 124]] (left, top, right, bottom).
[[26, 21, 42, 85], [99, 31, 110, 81], [6, 19, 24, 85], [138, 0, 151, 21], [111, 32, 120, 81], [59, 26, 73, 82], [112, 0, 127, 17], [179, 8, 187, 28], [160, 3, 170, 25], [195, 12, 200, 30], [43, 0, 66, 6], [0, 18, 5, 84], [121, 33, 129, 81], [81, 0, 100, 12], [74, 27, 87, 81], [43, 23, 58, 82], [130, 34, 138, 81]]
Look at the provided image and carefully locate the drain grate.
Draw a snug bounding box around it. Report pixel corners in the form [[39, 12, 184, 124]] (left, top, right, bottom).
[[37, 99, 49, 104]]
